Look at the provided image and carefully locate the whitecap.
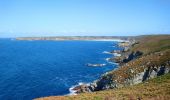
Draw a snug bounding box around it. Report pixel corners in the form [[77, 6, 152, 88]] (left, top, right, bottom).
[[105, 58, 119, 65], [108, 62, 119, 65], [68, 85, 78, 95], [103, 51, 112, 54], [105, 58, 110, 61], [113, 53, 121, 57], [67, 82, 89, 96]]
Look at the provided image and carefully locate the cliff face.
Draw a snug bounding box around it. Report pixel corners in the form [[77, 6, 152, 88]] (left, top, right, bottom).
[[74, 50, 170, 93], [72, 35, 170, 93]]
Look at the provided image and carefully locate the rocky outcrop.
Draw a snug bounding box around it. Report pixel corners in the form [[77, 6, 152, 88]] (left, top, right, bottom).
[[132, 64, 170, 85], [107, 50, 143, 65], [72, 51, 170, 93], [122, 51, 143, 63], [73, 64, 170, 93], [71, 36, 170, 94], [72, 84, 92, 93]]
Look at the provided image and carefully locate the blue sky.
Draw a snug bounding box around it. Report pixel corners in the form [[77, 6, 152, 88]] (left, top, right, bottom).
[[0, 0, 170, 37]]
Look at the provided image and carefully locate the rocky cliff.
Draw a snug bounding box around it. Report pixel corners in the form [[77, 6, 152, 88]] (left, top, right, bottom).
[[73, 50, 170, 93], [35, 35, 170, 100], [72, 35, 170, 93]]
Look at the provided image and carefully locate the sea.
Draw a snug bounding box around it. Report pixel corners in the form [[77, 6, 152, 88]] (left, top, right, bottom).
[[0, 39, 122, 100]]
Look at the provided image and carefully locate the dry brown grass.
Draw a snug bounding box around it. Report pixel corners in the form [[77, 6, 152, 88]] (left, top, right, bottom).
[[132, 35, 170, 54]]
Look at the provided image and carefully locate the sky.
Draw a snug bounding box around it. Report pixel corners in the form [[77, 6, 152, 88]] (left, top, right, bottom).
[[0, 0, 170, 37]]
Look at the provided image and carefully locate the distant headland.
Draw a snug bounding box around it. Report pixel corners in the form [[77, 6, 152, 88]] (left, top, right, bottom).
[[15, 36, 133, 41]]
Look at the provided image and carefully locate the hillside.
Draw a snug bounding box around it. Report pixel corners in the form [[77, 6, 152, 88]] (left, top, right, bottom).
[[36, 35, 170, 100], [36, 73, 170, 100], [132, 35, 170, 54]]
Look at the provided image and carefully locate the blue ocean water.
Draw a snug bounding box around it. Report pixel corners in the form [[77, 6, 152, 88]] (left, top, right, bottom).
[[0, 39, 121, 100]]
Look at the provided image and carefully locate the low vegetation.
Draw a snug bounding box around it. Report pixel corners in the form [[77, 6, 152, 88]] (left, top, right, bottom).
[[132, 35, 170, 54]]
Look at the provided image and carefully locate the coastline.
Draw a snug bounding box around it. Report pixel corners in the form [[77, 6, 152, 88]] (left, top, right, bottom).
[[67, 35, 170, 94], [60, 39, 128, 96], [15, 36, 132, 42], [69, 40, 132, 94], [35, 35, 170, 100]]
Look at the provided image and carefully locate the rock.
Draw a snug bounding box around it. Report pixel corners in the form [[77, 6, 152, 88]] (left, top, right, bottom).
[[157, 66, 166, 76], [122, 51, 143, 63], [72, 84, 92, 93], [133, 72, 145, 84], [165, 67, 170, 74], [107, 57, 122, 63], [149, 70, 157, 79], [110, 50, 122, 53]]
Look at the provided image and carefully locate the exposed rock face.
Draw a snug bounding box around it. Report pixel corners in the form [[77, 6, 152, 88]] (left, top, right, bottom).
[[73, 84, 92, 93], [73, 65, 170, 93], [133, 65, 170, 84], [71, 36, 170, 94], [123, 51, 143, 63], [72, 51, 170, 93], [107, 51, 143, 64]]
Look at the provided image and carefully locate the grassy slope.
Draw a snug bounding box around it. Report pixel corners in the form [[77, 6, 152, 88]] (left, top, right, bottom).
[[36, 35, 170, 100], [132, 35, 170, 54]]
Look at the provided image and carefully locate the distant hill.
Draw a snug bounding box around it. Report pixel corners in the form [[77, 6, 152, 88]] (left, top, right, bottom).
[[16, 36, 133, 41]]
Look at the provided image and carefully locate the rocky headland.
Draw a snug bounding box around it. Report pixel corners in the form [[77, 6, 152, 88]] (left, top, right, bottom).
[[70, 35, 170, 94], [15, 36, 132, 41], [36, 35, 170, 100]]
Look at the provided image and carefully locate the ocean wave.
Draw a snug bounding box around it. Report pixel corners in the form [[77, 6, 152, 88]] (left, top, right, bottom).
[[105, 58, 110, 61], [108, 61, 119, 65], [113, 53, 121, 57], [102, 51, 112, 54], [68, 85, 78, 95], [105, 58, 119, 65]]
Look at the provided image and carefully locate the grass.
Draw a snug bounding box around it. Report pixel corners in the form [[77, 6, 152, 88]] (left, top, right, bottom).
[[132, 35, 170, 54]]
